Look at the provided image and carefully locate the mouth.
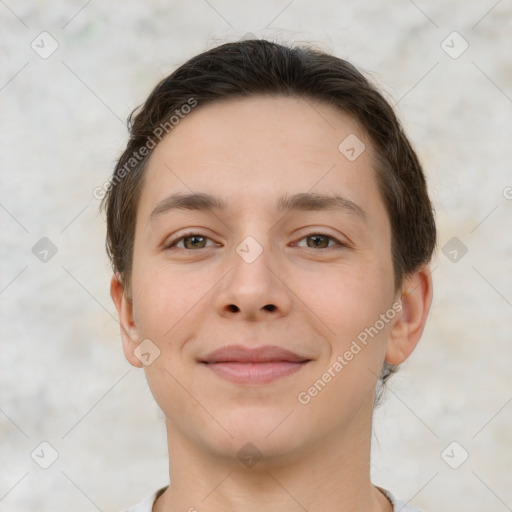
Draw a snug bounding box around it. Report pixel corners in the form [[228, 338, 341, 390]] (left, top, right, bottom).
[[199, 344, 312, 384]]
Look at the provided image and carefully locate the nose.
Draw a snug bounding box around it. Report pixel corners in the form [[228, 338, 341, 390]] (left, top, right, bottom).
[[213, 236, 292, 321]]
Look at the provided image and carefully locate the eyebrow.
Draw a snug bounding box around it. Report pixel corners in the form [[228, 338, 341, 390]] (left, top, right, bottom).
[[148, 191, 368, 223]]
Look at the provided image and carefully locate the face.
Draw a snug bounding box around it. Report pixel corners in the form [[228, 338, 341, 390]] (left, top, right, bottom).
[[115, 95, 418, 462]]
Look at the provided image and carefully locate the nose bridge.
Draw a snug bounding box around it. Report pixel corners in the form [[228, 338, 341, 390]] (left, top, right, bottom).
[[230, 215, 275, 278], [235, 234, 267, 267], [231, 232, 275, 296]]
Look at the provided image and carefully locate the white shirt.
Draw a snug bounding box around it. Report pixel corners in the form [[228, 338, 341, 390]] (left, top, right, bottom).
[[120, 486, 426, 511]]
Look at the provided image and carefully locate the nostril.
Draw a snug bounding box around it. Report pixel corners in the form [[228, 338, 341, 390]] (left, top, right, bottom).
[[226, 304, 275, 312]]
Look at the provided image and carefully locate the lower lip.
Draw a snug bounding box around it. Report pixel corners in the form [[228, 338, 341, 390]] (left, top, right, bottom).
[[203, 361, 309, 384]]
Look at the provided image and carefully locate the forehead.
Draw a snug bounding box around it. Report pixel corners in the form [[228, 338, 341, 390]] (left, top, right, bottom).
[[137, 95, 384, 221], [148, 95, 367, 166]]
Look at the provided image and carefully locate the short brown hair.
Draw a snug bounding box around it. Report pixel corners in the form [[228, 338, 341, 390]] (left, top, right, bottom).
[[100, 39, 436, 394]]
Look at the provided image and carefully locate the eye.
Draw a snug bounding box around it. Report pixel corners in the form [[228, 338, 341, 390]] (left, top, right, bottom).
[[164, 231, 347, 251], [294, 233, 345, 249], [164, 232, 216, 250]]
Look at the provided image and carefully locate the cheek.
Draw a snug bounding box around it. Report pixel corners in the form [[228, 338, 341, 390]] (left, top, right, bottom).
[[300, 268, 396, 411], [306, 259, 394, 331], [304, 263, 395, 390], [131, 259, 212, 342], [131, 265, 208, 410]]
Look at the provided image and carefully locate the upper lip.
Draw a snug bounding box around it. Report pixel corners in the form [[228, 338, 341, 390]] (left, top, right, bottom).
[[200, 345, 311, 364]]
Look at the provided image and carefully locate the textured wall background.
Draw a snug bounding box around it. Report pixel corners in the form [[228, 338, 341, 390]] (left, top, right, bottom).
[[1, 1, 511, 511]]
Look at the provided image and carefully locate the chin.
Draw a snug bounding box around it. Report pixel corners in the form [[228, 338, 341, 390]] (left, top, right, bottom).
[[206, 409, 306, 459], [208, 431, 306, 470]]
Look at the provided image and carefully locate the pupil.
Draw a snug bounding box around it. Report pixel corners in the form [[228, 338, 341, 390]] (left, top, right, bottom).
[[309, 235, 327, 248], [187, 236, 204, 248]]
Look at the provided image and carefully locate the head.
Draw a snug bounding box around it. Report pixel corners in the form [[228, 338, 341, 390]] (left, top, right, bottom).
[[102, 40, 435, 463]]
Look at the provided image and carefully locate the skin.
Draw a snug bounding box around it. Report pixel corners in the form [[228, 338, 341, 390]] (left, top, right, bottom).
[[110, 95, 433, 512]]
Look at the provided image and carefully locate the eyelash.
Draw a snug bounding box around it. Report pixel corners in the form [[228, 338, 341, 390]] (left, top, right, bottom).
[[164, 231, 346, 250]]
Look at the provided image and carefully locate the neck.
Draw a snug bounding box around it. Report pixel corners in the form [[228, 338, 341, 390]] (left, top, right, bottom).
[[154, 409, 392, 512]]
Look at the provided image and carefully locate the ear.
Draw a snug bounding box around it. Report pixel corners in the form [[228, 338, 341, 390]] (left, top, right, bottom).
[[385, 264, 433, 365], [110, 274, 143, 368]]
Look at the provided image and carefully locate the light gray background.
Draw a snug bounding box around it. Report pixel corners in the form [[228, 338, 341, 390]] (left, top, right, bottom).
[[1, 1, 511, 511]]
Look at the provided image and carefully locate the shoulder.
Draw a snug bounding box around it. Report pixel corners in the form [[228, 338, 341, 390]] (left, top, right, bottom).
[[122, 485, 427, 512], [119, 486, 167, 512], [378, 486, 428, 512]]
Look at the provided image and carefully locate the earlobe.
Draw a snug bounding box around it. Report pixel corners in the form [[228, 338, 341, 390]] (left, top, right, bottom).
[[385, 265, 433, 365], [110, 274, 143, 368]]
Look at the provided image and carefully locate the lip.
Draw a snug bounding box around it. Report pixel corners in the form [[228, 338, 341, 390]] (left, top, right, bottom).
[[200, 344, 310, 364], [199, 344, 312, 384]]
